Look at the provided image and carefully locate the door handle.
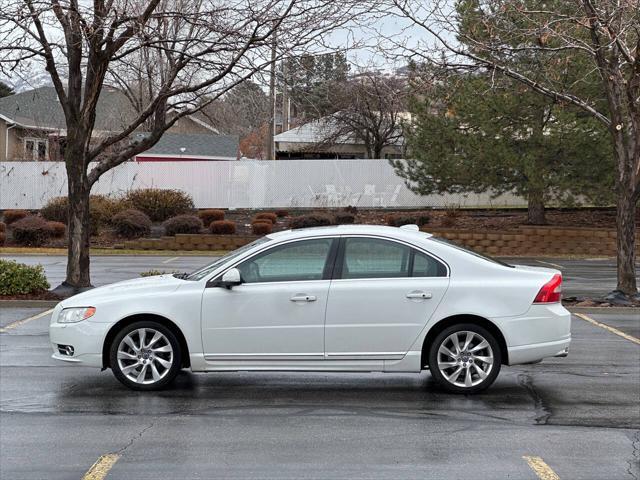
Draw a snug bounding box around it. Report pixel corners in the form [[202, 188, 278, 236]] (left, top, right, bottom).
[[290, 294, 317, 302], [406, 291, 432, 299]]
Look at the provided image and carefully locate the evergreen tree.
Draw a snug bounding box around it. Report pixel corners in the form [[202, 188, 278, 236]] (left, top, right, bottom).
[[0, 81, 13, 97], [283, 52, 350, 120], [396, 66, 613, 224]]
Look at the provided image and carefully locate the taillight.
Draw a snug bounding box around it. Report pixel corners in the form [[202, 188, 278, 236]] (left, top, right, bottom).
[[533, 274, 562, 303]]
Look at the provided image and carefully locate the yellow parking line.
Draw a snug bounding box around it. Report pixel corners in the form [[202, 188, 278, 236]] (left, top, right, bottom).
[[162, 256, 180, 264], [523, 456, 560, 480], [0, 308, 54, 333], [574, 313, 640, 345], [82, 453, 120, 480]]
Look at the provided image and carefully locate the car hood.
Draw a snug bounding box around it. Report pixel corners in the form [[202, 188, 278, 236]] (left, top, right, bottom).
[[59, 275, 185, 307]]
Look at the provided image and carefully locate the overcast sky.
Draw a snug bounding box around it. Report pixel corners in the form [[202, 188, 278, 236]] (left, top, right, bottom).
[[0, 5, 438, 92]]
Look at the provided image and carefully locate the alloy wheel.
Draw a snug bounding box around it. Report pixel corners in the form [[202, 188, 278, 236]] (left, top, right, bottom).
[[116, 328, 174, 385], [436, 330, 494, 388]]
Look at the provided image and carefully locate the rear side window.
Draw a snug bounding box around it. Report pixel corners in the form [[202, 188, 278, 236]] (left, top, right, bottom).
[[413, 250, 448, 277], [338, 237, 447, 279]]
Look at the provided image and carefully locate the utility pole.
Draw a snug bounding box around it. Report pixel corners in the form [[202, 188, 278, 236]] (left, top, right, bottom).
[[267, 24, 277, 160], [281, 58, 289, 133]]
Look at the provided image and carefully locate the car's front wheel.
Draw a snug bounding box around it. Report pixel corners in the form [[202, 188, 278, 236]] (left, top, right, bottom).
[[110, 321, 182, 390], [428, 323, 501, 394]]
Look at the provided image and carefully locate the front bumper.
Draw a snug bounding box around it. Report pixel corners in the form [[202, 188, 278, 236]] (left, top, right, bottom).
[[49, 318, 110, 368]]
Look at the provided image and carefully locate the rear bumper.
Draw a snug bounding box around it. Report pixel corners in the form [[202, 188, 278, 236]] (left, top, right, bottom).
[[508, 336, 571, 365], [497, 302, 572, 365]]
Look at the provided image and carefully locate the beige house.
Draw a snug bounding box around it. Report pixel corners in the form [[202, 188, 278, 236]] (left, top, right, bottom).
[[273, 115, 405, 160], [0, 87, 220, 161]]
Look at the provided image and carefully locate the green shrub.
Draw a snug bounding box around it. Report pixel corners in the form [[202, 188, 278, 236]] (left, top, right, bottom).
[[209, 220, 236, 234], [275, 210, 289, 218], [334, 212, 356, 224], [199, 209, 225, 225], [288, 214, 333, 229], [163, 215, 203, 236], [125, 188, 194, 222], [3, 209, 28, 224], [251, 221, 273, 235], [47, 221, 66, 238], [140, 270, 177, 277], [254, 212, 277, 224], [0, 259, 50, 295], [12, 216, 52, 246], [112, 209, 152, 238]]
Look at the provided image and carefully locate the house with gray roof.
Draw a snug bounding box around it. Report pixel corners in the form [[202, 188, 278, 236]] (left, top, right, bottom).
[[0, 87, 236, 162], [133, 133, 239, 161], [273, 115, 404, 160]]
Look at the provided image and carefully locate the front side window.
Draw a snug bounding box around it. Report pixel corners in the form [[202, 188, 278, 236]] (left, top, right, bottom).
[[237, 238, 334, 283], [339, 237, 446, 279], [186, 237, 270, 281]]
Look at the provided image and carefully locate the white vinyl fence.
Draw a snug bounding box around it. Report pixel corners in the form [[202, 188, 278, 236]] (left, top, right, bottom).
[[0, 160, 526, 210]]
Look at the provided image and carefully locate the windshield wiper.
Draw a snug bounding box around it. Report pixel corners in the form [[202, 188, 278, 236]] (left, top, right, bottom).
[[172, 272, 189, 279]]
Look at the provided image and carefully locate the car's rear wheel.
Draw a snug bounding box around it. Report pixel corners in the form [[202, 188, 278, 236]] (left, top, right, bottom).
[[428, 323, 501, 394], [109, 321, 181, 391]]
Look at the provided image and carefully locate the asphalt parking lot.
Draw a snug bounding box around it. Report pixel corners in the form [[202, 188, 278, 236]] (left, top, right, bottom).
[[2, 254, 635, 297], [1, 306, 638, 479]]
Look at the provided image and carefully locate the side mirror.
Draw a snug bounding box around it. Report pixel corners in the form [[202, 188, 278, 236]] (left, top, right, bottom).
[[216, 268, 242, 289]]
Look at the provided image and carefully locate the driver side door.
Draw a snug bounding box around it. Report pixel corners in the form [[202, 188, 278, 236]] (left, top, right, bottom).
[[201, 237, 338, 361]]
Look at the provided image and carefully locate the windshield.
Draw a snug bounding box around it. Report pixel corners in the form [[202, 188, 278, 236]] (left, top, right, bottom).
[[185, 237, 271, 281], [429, 237, 513, 268]]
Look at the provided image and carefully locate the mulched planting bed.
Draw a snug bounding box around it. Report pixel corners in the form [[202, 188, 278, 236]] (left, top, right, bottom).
[[0, 291, 62, 301], [0, 207, 629, 249]]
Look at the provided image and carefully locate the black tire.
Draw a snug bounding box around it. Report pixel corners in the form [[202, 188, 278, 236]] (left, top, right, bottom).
[[428, 323, 502, 394], [109, 321, 182, 391]]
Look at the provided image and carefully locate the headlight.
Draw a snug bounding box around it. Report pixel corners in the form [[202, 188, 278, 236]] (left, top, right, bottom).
[[57, 307, 96, 323]]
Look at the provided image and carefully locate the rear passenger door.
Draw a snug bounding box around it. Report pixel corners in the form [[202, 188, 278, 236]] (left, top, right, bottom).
[[324, 236, 450, 359]]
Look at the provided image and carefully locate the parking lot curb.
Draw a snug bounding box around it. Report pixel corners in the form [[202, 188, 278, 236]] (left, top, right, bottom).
[[0, 300, 60, 309]]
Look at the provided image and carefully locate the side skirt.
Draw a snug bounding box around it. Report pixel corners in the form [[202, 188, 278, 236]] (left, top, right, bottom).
[[188, 351, 423, 373]]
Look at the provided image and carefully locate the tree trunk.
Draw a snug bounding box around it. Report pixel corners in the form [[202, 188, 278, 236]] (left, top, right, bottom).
[[527, 188, 546, 225], [61, 156, 93, 291], [615, 182, 638, 295]]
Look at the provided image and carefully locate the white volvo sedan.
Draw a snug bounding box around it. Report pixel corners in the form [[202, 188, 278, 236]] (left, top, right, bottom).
[[50, 225, 571, 393]]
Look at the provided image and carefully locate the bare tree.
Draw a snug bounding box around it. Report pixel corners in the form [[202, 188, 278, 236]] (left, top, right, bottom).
[[318, 71, 407, 159], [381, 0, 640, 296], [0, 0, 371, 292]]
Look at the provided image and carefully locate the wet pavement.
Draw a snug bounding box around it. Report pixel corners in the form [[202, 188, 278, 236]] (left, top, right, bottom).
[[0, 308, 638, 479]]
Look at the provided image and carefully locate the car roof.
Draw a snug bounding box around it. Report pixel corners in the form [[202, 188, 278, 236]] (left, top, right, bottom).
[[266, 224, 433, 243]]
